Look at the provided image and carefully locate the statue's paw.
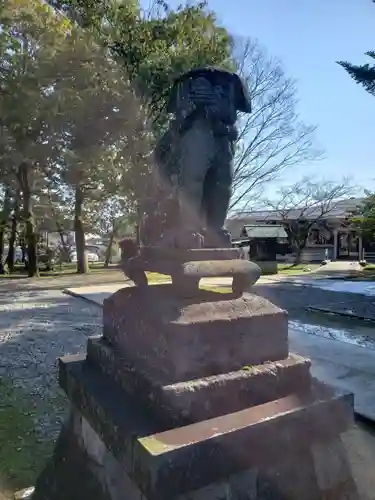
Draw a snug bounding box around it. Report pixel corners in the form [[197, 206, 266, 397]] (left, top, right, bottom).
[[203, 228, 232, 248], [175, 231, 204, 249], [121, 257, 148, 287]]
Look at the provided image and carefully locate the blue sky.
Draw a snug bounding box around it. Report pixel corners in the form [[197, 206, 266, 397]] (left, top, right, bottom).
[[143, 0, 374, 191], [209, 0, 374, 189]]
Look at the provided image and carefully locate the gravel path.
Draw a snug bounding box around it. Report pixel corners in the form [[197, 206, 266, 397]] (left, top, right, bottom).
[[0, 288, 102, 439]]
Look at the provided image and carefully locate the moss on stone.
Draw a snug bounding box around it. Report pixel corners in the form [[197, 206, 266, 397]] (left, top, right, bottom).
[[138, 435, 175, 455]]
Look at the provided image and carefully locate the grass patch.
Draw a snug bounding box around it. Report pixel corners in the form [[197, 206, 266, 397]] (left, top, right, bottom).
[[0, 263, 120, 280], [145, 272, 169, 282], [146, 265, 320, 281], [145, 272, 232, 294], [200, 286, 232, 293], [0, 262, 320, 281], [0, 267, 168, 283], [340, 265, 375, 281], [277, 263, 320, 275], [0, 378, 64, 494], [363, 264, 375, 279]]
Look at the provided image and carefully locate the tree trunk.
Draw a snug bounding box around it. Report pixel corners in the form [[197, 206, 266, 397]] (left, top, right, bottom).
[[6, 192, 20, 274], [294, 247, 302, 265], [104, 231, 115, 267], [49, 192, 72, 262], [17, 163, 39, 277], [293, 237, 309, 265], [57, 225, 71, 263], [26, 215, 38, 277], [0, 231, 5, 275], [0, 188, 11, 274], [21, 240, 27, 265], [74, 186, 88, 274]]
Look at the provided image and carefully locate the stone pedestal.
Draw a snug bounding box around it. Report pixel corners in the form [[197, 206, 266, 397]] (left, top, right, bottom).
[[120, 246, 261, 294], [31, 266, 359, 499]]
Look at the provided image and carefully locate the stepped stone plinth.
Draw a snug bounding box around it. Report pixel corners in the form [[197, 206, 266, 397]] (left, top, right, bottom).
[[30, 255, 359, 500]]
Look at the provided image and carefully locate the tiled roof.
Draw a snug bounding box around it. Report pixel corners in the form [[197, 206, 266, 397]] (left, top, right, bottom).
[[242, 225, 288, 239], [228, 197, 364, 223]]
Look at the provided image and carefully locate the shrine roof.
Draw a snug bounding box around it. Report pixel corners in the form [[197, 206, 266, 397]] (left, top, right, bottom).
[[242, 225, 288, 239]]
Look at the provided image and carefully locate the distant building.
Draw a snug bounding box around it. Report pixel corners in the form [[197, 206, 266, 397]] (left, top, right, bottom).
[[226, 197, 365, 262]]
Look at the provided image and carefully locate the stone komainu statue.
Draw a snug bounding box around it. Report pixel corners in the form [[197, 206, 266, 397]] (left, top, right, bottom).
[[151, 67, 252, 248]]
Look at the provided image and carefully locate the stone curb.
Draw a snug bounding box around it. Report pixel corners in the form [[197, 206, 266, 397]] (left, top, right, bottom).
[[307, 306, 375, 323]]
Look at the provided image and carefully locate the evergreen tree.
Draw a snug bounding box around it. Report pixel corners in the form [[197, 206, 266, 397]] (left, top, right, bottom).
[[352, 192, 375, 242], [337, 1, 375, 96]]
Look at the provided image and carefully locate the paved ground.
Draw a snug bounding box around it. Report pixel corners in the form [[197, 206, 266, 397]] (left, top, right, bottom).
[[290, 324, 375, 421], [343, 424, 375, 499], [311, 260, 363, 274], [247, 280, 375, 421], [256, 279, 375, 319]]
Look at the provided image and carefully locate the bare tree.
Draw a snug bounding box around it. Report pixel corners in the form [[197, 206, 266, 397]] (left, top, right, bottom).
[[267, 177, 356, 264], [231, 38, 324, 211]]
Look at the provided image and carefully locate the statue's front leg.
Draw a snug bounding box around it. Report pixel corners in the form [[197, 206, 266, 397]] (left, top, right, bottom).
[[203, 135, 234, 247], [176, 121, 214, 248]]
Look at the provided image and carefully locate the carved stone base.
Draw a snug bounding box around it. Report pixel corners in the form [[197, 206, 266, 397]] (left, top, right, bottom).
[[87, 335, 311, 426], [102, 286, 289, 385], [30, 279, 359, 500], [121, 246, 260, 294], [34, 408, 360, 500], [31, 356, 359, 500]]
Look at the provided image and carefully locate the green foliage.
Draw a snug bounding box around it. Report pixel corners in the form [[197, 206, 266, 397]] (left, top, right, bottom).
[[0, 0, 70, 160], [352, 192, 375, 241], [51, 0, 234, 124], [86, 195, 137, 237], [337, 2, 375, 96], [45, 25, 142, 194], [48, 0, 139, 29], [115, 3, 234, 122], [0, 0, 151, 274], [338, 52, 375, 96], [0, 0, 74, 276], [0, 0, 68, 183]]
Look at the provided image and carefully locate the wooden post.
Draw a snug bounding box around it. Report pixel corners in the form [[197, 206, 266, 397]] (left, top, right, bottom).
[[333, 229, 338, 260], [358, 236, 363, 261]]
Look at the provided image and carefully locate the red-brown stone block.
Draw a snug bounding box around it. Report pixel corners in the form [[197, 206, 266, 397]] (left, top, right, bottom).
[[103, 285, 289, 385]]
